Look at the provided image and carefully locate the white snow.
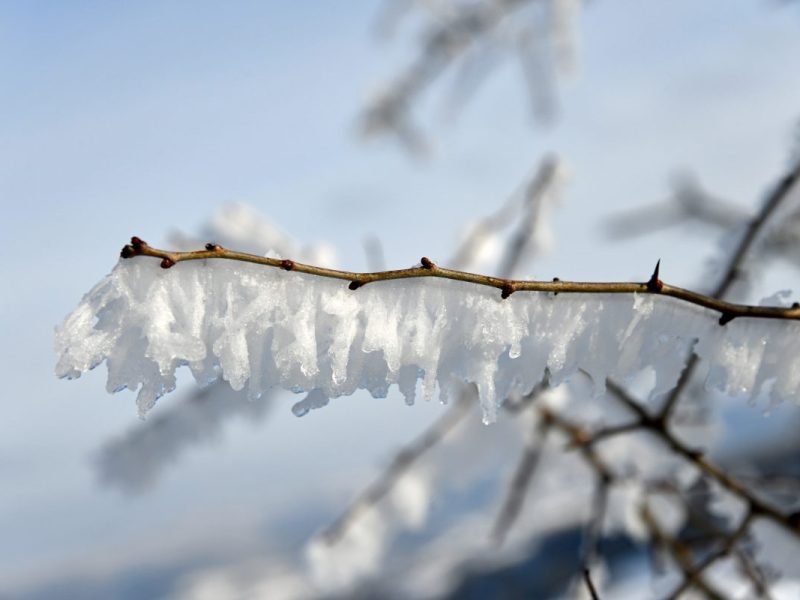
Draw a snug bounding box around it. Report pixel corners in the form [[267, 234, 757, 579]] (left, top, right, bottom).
[[55, 257, 800, 421]]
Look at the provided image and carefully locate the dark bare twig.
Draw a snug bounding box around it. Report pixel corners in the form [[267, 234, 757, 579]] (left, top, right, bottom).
[[320, 393, 472, 545], [581, 475, 611, 569], [490, 410, 550, 544], [496, 155, 560, 278], [663, 511, 753, 600], [734, 548, 775, 600], [122, 240, 800, 323], [642, 504, 729, 600], [583, 567, 601, 600]]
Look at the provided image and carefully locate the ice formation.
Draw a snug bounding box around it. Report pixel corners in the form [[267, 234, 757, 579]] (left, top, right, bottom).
[[55, 257, 800, 421]]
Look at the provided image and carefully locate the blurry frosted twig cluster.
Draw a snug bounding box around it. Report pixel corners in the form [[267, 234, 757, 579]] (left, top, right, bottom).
[[362, 0, 581, 152], [605, 171, 800, 274], [301, 157, 800, 599]]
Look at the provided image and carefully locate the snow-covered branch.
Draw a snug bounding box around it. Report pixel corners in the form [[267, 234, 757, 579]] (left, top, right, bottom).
[[56, 242, 800, 420]]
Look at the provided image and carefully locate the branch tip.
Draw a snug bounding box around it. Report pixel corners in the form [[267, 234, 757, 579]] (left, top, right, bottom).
[[647, 259, 663, 292], [501, 283, 515, 299], [130, 236, 146, 248], [120, 245, 136, 259], [280, 259, 295, 271], [420, 256, 435, 269], [160, 257, 175, 269]]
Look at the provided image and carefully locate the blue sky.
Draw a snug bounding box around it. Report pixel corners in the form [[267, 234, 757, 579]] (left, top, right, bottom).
[[1, 1, 799, 597]]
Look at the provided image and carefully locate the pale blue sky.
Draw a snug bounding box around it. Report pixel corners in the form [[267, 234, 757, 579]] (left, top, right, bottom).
[[1, 1, 799, 597]]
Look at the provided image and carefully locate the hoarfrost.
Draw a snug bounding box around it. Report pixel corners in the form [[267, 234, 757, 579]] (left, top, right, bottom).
[[56, 258, 800, 421]]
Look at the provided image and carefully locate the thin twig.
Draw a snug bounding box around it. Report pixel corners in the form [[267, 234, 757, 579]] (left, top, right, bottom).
[[490, 413, 550, 545], [734, 548, 774, 600], [581, 475, 611, 568], [663, 512, 754, 600], [642, 504, 729, 600], [537, 407, 614, 598], [319, 393, 472, 545], [583, 567, 601, 600], [120, 239, 800, 322], [496, 156, 560, 278]]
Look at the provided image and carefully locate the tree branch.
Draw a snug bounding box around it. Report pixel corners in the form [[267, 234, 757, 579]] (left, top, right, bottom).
[[120, 238, 800, 323]]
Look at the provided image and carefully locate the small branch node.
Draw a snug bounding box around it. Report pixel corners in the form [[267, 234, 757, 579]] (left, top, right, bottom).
[[646, 259, 663, 292], [120, 245, 136, 259], [420, 256, 435, 270], [280, 259, 296, 271], [160, 257, 176, 269], [130, 236, 146, 248], [718, 312, 735, 326], [793, 302, 800, 309], [348, 280, 364, 291], [685, 447, 705, 460], [501, 283, 515, 299], [204, 242, 222, 252]]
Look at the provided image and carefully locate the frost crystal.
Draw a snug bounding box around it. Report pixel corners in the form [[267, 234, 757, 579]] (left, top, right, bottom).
[[55, 258, 800, 421]]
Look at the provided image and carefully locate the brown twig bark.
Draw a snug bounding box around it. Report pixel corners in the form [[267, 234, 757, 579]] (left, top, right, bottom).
[[120, 239, 800, 323]]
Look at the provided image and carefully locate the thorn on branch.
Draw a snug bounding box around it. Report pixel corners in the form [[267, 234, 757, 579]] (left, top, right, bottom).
[[501, 283, 515, 299], [719, 312, 735, 326], [205, 242, 222, 252], [160, 257, 175, 269], [280, 259, 295, 271], [420, 256, 435, 269], [348, 280, 364, 291], [647, 259, 663, 293]]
